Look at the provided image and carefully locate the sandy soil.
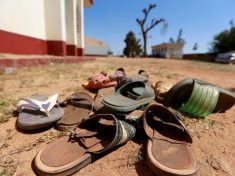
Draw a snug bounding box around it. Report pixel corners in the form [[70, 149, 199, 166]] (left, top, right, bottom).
[[0, 57, 235, 176]]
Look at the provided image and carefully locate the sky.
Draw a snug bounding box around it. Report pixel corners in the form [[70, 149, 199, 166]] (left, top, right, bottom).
[[84, 0, 235, 55]]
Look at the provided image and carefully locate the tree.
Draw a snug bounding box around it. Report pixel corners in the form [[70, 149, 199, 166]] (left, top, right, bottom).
[[176, 29, 186, 44], [136, 4, 164, 57], [169, 37, 175, 43], [193, 43, 199, 52], [211, 27, 235, 53], [107, 49, 113, 55], [123, 31, 142, 58], [192, 43, 199, 59], [229, 19, 234, 28], [169, 29, 186, 44]]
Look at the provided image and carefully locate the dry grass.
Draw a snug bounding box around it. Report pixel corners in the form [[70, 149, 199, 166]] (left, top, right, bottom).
[[0, 130, 66, 175], [0, 99, 16, 123]]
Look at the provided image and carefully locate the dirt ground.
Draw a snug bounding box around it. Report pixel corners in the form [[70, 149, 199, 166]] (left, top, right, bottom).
[[0, 57, 235, 176]]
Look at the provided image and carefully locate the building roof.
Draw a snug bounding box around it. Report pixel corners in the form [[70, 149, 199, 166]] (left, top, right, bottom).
[[152, 43, 184, 49], [84, 0, 93, 8], [85, 36, 109, 49]]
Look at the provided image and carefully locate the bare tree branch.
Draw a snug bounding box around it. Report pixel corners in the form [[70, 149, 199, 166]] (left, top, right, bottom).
[[136, 3, 164, 57], [136, 4, 159, 27], [146, 18, 165, 33], [136, 18, 145, 35]]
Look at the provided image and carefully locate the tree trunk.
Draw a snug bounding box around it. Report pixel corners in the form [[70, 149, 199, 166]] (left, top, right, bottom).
[[143, 34, 147, 57]]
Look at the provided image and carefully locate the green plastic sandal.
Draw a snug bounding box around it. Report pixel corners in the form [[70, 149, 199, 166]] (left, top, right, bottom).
[[162, 78, 235, 117]]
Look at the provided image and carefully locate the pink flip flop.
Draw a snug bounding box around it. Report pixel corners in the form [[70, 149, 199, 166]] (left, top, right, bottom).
[[83, 73, 117, 90], [109, 68, 126, 81]]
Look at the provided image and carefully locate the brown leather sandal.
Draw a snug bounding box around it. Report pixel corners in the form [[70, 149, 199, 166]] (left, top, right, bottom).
[[56, 92, 93, 131], [34, 114, 136, 176], [143, 104, 198, 176]]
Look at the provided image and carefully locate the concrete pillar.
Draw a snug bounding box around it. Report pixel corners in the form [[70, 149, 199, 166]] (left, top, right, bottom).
[[65, 0, 78, 56], [44, 0, 67, 56], [77, 0, 84, 56]]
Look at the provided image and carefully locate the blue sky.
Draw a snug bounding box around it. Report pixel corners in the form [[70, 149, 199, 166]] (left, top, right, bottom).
[[84, 0, 235, 55]]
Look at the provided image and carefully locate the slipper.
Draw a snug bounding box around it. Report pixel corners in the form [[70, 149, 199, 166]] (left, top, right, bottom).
[[17, 94, 64, 130], [131, 70, 149, 82], [156, 78, 235, 117], [143, 104, 198, 176], [34, 114, 136, 176], [109, 68, 126, 81], [138, 70, 149, 80], [116, 70, 149, 89], [83, 73, 117, 90], [56, 92, 93, 131], [102, 81, 155, 112], [94, 87, 115, 113], [94, 70, 150, 111]]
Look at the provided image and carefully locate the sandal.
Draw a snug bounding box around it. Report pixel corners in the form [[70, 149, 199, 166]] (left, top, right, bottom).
[[94, 87, 115, 113], [83, 73, 117, 90], [102, 81, 155, 112], [34, 114, 136, 175], [56, 92, 93, 131], [17, 94, 64, 130], [155, 78, 235, 117], [109, 68, 126, 81], [116, 70, 149, 89], [143, 104, 198, 176]]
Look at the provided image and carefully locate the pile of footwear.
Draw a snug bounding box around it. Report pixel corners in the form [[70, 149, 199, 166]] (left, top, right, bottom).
[[15, 68, 235, 176]]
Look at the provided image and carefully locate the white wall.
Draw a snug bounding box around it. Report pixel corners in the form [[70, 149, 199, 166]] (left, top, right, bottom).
[[0, 0, 46, 39], [0, 0, 84, 45], [65, 0, 77, 45], [77, 0, 84, 48], [85, 47, 109, 56], [166, 48, 183, 59], [44, 0, 66, 41]]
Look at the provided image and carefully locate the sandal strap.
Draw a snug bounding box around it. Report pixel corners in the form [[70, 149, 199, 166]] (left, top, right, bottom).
[[116, 72, 149, 89], [70, 114, 136, 155], [91, 117, 135, 155], [60, 92, 93, 110], [17, 94, 58, 116], [143, 104, 192, 144], [117, 81, 153, 100], [61, 99, 92, 107], [62, 92, 92, 102], [179, 82, 219, 117], [153, 116, 185, 131], [113, 70, 125, 78]]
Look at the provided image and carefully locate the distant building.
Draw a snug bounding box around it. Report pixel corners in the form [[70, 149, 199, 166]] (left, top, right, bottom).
[[84, 36, 110, 56], [151, 43, 184, 59], [0, 0, 93, 56]]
